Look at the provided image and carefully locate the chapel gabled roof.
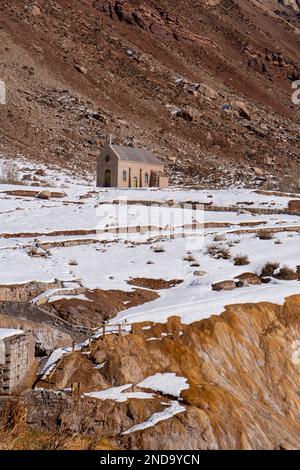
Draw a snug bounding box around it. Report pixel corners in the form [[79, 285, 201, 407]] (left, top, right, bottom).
[[111, 144, 163, 165]]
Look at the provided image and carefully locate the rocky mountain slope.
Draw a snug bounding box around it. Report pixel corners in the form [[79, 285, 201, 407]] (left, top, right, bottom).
[[1, 0, 300, 188]]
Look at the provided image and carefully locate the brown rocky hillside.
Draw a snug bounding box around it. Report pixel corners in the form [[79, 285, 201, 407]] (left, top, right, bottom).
[[0, 0, 300, 188]]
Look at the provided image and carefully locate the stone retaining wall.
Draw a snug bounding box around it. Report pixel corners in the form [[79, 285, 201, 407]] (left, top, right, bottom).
[[0, 332, 35, 394], [0, 302, 91, 340]]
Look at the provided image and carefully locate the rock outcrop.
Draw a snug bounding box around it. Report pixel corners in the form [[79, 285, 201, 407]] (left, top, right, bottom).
[[9, 295, 300, 450], [0, 313, 72, 355], [0, 281, 63, 303]]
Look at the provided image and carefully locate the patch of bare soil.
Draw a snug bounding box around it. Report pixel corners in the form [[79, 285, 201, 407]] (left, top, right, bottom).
[[44, 288, 159, 328], [127, 278, 183, 290]]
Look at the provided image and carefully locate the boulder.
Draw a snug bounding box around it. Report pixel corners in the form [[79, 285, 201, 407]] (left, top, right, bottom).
[[31, 6, 42, 17], [176, 107, 197, 122], [282, 0, 300, 12], [235, 280, 244, 288], [212, 280, 236, 291], [74, 64, 88, 74], [194, 270, 207, 277], [234, 101, 251, 120], [200, 84, 218, 100], [234, 272, 262, 286], [37, 190, 51, 200], [265, 157, 274, 166], [253, 167, 264, 176]]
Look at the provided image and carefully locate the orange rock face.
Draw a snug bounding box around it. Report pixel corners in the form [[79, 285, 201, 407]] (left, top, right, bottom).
[[21, 295, 300, 450]]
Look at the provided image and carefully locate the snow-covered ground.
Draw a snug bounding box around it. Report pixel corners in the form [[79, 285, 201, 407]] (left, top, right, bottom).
[[83, 382, 186, 434], [138, 373, 189, 397], [84, 384, 154, 402], [1, 155, 300, 327], [122, 401, 186, 435], [82, 374, 188, 433], [0, 328, 24, 340]]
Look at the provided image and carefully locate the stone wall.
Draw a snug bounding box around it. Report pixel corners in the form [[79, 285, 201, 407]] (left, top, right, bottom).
[[0, 302, 91, 340], [0, 332, 35, 394], [0, 281, 63, 303]]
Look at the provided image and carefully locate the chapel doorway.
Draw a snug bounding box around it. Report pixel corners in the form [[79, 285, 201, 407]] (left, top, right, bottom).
[[104, 169, 111, 187]]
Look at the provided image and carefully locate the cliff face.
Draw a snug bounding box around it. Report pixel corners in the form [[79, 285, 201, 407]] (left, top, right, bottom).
[[17, 295, 300, 450], [0, 0, 300, 188]]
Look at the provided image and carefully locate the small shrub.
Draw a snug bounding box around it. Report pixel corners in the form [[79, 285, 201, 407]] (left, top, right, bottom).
[[153, 245, 165, 253], [260, 261, 280, 277], [206, 244, 218, 256], [233, 255, 250, 266], [69, 259, 78, 266], [183, 254, 196, 263], [206, 243, 230, 260], [276, 266, 298, 281], [258, 230, 273, 240], [216, 247, 230, 260]]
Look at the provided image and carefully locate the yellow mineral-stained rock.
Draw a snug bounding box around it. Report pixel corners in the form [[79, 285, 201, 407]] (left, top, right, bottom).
[[19, 295, 300, 450]]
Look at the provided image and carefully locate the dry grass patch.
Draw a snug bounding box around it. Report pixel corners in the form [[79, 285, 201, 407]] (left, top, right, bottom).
[[152, 245, 165, 253], [275, 266, 298, 281], [257, 230, 273, 240], [183, 254, 196, 263], [233, 255, 250, 266], [206, 244, 230, 260], [69, 259, 78, 266], [260, 262, 280, 277]]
